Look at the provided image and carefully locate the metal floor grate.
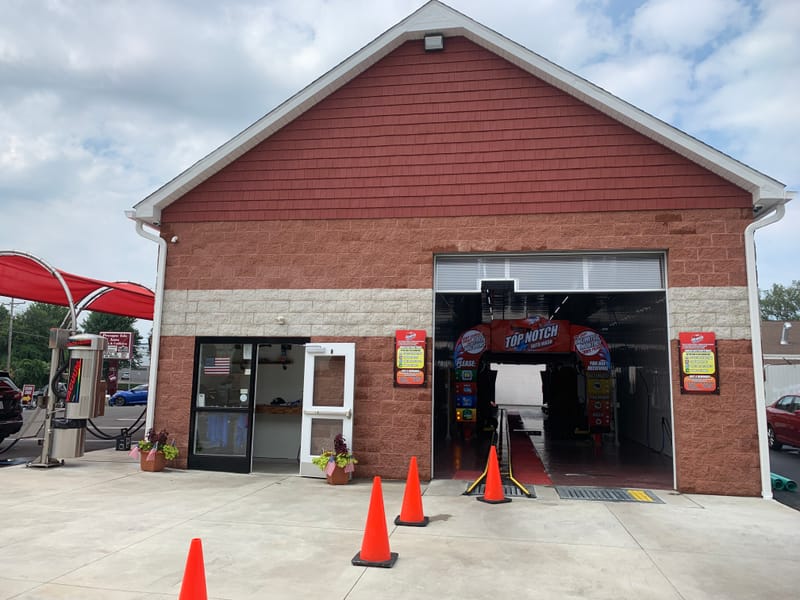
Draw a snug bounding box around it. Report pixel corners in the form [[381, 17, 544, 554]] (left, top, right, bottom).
[[466, 483, 535, 498], [555, 486, 663, 503]]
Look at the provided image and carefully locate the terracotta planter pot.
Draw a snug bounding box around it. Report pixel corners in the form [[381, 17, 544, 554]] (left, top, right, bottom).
[[140, 451, 167, 472], [326, 465, 350, 485]]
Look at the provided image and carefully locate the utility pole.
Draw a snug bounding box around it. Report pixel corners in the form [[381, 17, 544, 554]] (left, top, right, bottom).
[[4, 298, 14, 371]]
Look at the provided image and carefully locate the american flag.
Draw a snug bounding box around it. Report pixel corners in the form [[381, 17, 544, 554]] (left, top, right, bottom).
[[204, 357, 231, 375]]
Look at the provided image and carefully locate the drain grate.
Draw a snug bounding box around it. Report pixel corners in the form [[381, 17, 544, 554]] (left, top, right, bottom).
[[466, 483, 535, 498], [555, 486, 662, 503]]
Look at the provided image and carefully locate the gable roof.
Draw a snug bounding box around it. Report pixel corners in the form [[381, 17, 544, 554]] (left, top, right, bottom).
[[131, 0, 787, 226]]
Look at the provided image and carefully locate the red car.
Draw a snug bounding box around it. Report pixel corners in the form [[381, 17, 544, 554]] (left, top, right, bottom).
[[767, 394, 800, 450]]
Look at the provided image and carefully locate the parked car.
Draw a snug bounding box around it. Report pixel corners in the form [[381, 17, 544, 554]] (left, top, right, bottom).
[[109, 384, 148, 406], [33, 382, 67, 409], [767, 394, 800, 450], [0, 371, 23, 444]]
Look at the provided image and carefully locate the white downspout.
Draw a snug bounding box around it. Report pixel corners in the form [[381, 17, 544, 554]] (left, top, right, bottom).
[[744, 200, 787, 499], [126, 212, 167, 435]]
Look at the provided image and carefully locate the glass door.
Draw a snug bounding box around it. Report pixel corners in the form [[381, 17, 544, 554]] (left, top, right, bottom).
[[299, 343, 355, 477], [189, 342, 254, 473]]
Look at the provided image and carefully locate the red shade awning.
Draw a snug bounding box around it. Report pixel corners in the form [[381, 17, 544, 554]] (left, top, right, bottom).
[[0, 252, 154, 321]]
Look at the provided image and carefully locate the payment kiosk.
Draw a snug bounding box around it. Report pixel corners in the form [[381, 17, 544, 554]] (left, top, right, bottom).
[[29, 330, 107, 467]]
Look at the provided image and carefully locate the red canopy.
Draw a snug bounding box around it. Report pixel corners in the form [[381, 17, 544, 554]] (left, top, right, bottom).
[[0, 253, 154, 320]]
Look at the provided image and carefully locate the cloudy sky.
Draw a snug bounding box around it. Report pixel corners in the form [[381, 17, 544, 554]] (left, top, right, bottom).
[[1, 0, 798, 329]]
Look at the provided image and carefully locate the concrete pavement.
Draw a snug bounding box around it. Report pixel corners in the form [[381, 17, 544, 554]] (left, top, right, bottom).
[[1, 448, 798, 599]]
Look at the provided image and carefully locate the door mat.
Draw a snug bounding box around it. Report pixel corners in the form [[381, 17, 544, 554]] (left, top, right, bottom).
[[465, 483, 536, 498], [555, 486, 663, 503]]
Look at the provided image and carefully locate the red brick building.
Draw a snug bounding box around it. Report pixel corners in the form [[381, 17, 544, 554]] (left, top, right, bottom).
[[129, 2, 787, 497]]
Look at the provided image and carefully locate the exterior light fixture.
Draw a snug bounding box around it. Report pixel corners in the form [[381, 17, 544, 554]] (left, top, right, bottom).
[[780, 322, 792, 345], [424, 34, 444, 51]]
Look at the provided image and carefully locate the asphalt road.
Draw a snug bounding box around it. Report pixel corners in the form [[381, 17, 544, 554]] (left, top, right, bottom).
[[0, 404, 148, 464], [769, 445, 800, 510]]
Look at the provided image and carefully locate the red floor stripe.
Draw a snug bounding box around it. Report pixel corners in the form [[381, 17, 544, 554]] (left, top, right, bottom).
[[508, 424, 553, 485]]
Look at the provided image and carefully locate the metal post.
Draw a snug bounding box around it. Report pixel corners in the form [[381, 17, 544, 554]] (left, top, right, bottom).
[[28, 330, 69, 468], [5, 298, 13, 371]]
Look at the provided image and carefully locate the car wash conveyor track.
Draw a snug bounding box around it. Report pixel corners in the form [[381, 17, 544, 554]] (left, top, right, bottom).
[[464, 408, 533, 498]]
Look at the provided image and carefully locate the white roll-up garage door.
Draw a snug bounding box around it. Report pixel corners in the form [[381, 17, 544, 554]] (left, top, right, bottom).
[[434, 252, 665, 293]]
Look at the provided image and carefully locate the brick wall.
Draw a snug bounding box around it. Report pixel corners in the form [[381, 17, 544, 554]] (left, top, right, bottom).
[[160, 208, 752, 292], [152, 335, 195, 469], [153, 205, 760, 491], [672, 339, 761, 495]]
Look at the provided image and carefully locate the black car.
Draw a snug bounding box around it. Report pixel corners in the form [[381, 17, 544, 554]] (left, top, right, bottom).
[[0, 371, 23, 444]]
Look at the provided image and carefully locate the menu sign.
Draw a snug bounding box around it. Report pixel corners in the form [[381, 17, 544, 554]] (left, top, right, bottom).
[[679, 332, 719, 394], [395, 329, 426, 386]]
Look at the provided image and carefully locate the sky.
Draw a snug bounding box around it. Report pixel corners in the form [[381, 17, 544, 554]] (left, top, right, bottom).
[[1, 0, 798, 332]]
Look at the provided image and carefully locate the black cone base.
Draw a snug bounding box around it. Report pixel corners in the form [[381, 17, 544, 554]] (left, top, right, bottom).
[[477, 496, 512, 504], [394, 515, 430, 527], [352, 551, 399, 568]]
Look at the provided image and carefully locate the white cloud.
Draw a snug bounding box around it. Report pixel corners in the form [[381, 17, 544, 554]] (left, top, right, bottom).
[[583, 53, 694, 122], [630, 0, 750, 53], [0, 0, 796, 314]]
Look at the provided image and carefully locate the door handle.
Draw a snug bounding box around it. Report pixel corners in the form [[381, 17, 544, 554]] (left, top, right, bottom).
[[303, 408, 352, 419]]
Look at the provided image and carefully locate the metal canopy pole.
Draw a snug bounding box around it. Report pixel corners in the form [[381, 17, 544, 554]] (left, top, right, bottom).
[[28, 329, 70, 468]]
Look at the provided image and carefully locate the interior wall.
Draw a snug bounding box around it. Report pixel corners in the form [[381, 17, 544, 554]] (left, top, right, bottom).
[[494, 364, 545, 406], [252, 344, 305, 460], [616, 365, 672, 457], [255, 344, 304, 404]]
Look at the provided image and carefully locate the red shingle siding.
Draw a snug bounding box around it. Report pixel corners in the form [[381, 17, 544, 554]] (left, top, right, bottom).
[[160, 208, 751, 291], [163, 37, 749, 223]]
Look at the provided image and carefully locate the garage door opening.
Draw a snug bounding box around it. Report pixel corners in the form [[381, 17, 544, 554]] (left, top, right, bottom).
[[433, 256, 673, 489]]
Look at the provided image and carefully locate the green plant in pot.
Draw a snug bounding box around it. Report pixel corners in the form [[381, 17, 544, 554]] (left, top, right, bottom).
[[311, 434, 357, 484], [133, 428, 179, 471]]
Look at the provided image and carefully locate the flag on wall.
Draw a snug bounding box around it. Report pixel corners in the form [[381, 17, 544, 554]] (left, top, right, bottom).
[[204, 357, 231, 375]]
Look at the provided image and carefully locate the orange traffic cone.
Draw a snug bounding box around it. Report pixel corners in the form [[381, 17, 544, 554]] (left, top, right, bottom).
[[352, 476, 398, 568], [179, 538, 208, 600], [478, 445, 511, 504], [395, 456, 429, 527]]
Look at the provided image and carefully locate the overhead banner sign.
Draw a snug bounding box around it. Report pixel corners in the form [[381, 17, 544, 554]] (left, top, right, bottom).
[[678, 331, 719, 394], [395, 329, 426, 386], [101, 331, 132, 360], [451, 317, 613, 430]]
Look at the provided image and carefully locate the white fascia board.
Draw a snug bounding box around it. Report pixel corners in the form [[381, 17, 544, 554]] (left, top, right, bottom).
[[132, 0, 786, 224]]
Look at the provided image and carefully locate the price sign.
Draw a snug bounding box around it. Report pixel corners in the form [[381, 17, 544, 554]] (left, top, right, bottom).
[[394, 329, 426, 387], [679, 332, 719, 394]]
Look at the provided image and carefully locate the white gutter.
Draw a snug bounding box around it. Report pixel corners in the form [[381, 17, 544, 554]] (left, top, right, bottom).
[[126, 212, 167, 435], [744, 200, 787, 499]]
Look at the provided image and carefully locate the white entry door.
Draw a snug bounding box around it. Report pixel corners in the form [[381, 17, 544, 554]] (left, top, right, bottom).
[[299, 343, 355, 477]]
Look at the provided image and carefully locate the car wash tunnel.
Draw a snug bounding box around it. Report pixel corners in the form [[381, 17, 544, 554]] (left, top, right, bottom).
[[433, 278, 674, 490]]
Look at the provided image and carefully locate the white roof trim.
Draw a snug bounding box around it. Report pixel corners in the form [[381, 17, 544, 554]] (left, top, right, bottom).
[[132, 0, 787, 225]]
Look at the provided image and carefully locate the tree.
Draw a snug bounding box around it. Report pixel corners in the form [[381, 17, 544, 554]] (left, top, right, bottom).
[[81, 312, 143, 368], [4, 302, 70, 386], [760, 281, 800, 321]]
